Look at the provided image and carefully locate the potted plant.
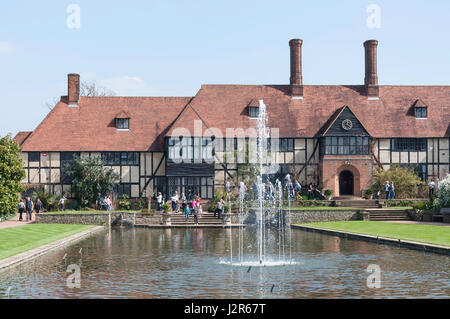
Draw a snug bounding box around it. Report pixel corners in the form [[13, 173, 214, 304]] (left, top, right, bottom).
[[324, 189, 332, 200], [365, 189, 373, 200], [161, 203, 170, 213]]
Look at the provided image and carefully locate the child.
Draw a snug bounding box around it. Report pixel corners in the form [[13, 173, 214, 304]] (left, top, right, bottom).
[[184, 204, 190, 222]]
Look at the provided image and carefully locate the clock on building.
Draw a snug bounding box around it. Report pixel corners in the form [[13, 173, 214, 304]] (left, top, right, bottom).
[[342, 119, 353, 130]]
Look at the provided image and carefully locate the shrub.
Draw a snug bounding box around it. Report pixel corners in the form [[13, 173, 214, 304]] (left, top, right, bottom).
[[36, 190, 58, 211], [437, 174, 450, 208], [324, 189, 332, 196], [412, 201, 427, 211], [365, 189, 373, 195], [161, 203, 170, 213], [119, 194, 131, 210], [372, 164, 423, 199]]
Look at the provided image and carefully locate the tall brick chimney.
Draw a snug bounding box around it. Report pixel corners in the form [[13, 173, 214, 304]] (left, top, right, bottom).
[[68, 73, 80, 105], [364, 40, 379, 98], [289, 39, 303, 97]]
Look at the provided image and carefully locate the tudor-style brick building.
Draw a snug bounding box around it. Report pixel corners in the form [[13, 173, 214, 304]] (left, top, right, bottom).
[[14, 39, 450, 200]]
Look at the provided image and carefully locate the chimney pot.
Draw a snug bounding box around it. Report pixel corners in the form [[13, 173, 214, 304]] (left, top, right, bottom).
[[289, 39, 303, 97], [68, 73, 80, 105], [364, 40, 379, 97]]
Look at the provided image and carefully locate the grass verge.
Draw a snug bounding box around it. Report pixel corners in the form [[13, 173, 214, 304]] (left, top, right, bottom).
[[299, 221, 450, 247], [0, 224, 94, 260]]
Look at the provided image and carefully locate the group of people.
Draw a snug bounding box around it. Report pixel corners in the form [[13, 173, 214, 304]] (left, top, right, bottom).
[[17, 197, 43, 221], [96, 194, 113, 211], [383, 181, 396, 200], [251, 179, 305, 200], [156, 191, 204, 224]]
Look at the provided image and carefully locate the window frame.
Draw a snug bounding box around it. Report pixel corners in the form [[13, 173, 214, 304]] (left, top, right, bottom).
[[116, 118, 130, 130], [415, 107, 427, 119]]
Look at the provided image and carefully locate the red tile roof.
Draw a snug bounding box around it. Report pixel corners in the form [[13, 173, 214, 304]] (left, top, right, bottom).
[[167, 84, 450, 138], [16, 84, 450, 152], [19, 96, 192, 151], [13, 131, 32, 146]]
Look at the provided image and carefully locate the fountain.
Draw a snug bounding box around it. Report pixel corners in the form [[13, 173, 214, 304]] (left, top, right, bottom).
[[224, 99, 294, 267]]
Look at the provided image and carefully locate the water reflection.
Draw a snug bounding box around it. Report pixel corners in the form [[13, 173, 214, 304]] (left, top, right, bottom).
[[0, 227, 449, 299]]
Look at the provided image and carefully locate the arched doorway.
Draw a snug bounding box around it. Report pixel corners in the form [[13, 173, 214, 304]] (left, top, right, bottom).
[[339, 170, 354, 195]]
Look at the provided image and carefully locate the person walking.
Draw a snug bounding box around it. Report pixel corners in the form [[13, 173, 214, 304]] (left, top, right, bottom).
[[59, 196, 66, 211], [96, 193, 102, 210], [181, 193, 187, 211], [193, 204, 199, 225], [295, 180, 302, 198], [184, 203, 191, 222], [171, 191, 179, 213], [17, 199, 25, 221], [25, 197, 33, 221], [34, 198, 43, 214], [428, 179, 436, 200], [307, 183, 314, 200], [384, 181, 391, 200], [106, 196, 112, 211], [389, 182, 396, 199], [218, 197, 225, 219], [156, 192, 163, 211], [215, 197, 224, 218]]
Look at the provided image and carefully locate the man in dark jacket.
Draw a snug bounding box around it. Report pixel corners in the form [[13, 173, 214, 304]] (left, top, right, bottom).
[[25, 197, 33, 221]]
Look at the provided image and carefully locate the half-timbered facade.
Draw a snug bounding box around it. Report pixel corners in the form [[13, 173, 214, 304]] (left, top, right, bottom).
[[14, 39, 450, 199]]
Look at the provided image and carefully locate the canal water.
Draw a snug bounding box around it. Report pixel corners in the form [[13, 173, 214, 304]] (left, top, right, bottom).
[[0, 227, 449, 298]]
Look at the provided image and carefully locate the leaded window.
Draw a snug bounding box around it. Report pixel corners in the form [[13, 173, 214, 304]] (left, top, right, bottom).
[[117, 118, 129, 129], [415, 107, 427, 119], [249, 107, 260, 118], [392, 138, 426, 152], [321, 136, 369, 155]]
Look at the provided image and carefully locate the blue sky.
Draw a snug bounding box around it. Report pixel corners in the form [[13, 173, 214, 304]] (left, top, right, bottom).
[[1, 0, 449, 137]]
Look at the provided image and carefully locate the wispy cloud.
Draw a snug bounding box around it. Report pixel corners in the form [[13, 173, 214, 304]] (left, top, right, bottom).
[[0, 41, 14, 54]]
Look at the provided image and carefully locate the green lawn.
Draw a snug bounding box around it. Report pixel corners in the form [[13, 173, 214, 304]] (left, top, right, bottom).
[[0, 224, 94, 260], [300, 221, 450, 247]]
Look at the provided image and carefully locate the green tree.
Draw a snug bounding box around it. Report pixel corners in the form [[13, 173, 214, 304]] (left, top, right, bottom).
[[372, 164, 423, 199], [0, 135, 26, 217], [64, 156, 119, 207]]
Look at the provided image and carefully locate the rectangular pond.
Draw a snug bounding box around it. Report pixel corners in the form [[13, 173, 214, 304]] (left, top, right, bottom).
[[0, 227, 449, 298]]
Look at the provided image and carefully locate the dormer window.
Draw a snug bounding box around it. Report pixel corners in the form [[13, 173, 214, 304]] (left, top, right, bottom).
[[115, 110, 131, 130], [248, 99, 260, 118], [413, 99, 427, 119], [415, 107, 427, 119], [249, 107, 260, 118], [117, 118, 129, 129]]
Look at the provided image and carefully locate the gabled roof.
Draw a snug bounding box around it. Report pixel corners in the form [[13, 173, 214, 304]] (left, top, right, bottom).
[[320, 105, 370, 136], [114, 110, 131, 119], [166, 84, 450, 139], [413, 99, 427, 108], [18, 84, 450, 152], [13, 131, 32, 147], [20, 96, 192, 151]]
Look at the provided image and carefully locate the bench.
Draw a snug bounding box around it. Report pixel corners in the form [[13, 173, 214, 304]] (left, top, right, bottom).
[[432, 214, 444, 222]]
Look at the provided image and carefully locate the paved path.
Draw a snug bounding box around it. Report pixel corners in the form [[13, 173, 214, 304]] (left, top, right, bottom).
[[382, 220, 450, 227], [0, 213, 34, 229]]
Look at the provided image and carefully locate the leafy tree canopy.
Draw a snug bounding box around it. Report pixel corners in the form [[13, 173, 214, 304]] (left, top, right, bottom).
[[64, 156, 119, 207], [0, 135, 25, 215]]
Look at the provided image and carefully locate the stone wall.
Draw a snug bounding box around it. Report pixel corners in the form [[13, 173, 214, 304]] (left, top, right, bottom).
[[135, 213, 162, 225], [35, 212, 136, 226], [287, 209, 363, 225], [244, 209, 363, 226]]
